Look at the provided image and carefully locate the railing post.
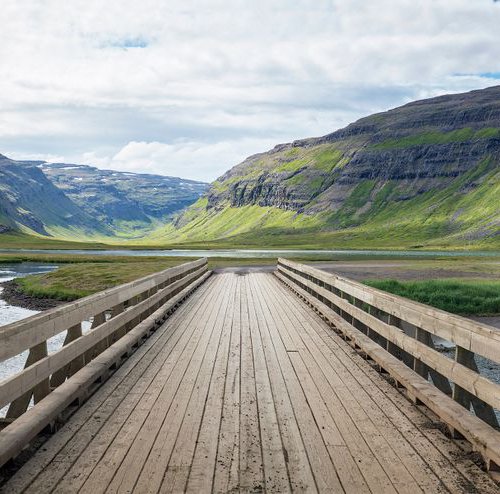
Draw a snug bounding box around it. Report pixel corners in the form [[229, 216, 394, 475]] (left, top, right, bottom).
[[453, 346, 499, 428], [50, 323, 84, 388], [6, 342, 50, 419], [386, 315, 402, 359], [84, 312, 108, 363]]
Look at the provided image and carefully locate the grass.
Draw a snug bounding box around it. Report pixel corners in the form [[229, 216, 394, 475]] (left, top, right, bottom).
[[13, 259, 190, 300], [9, 256, 283, 301], [364, 278, 500, 316], [0, 232, 111, 250], [373, 127, 500, 150]]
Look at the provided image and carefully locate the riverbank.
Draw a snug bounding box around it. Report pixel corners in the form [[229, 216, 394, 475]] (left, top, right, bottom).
[[4, 257, 500, 318], [0, 280, 64, 311]]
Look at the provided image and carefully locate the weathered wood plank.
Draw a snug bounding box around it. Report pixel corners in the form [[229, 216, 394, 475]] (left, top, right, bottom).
[[278, 259, 500, 364], [0, 265, 207, 411], [251, 275, 346, 493], [185, 277, 237, 493], [0, 259, 207, 363], [93, 275, 232, 494], [276, 270, 500, 470], [278, 266, 500, 412]]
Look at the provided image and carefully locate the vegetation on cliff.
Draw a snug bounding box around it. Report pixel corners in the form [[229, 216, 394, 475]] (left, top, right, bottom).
[[163, 86, 500, 250]]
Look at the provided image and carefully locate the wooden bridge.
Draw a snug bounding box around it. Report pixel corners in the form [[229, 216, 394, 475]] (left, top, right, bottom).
[[0, 258, 499, 493]]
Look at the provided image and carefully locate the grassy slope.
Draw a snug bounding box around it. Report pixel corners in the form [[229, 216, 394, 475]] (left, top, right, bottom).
[[1, 127, 499, 251], [148, 157, 500, 250], [0, 232, 112, 250]]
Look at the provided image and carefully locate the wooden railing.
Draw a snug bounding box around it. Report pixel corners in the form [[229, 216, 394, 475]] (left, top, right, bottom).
[[276, 258, 500, 473], [0, 258, 210, 467]]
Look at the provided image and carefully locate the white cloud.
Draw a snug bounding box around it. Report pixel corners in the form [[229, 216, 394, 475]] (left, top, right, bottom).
[[0, 0, 499, 181], [82, 138, 279, 182]]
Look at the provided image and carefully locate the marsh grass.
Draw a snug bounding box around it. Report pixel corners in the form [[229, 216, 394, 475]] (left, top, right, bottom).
[[365, 278, 500, 316]]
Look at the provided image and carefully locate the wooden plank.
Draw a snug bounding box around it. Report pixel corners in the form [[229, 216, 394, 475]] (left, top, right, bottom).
[[161, 275, 237, 493], [245, 275, 290, 493], [275, 271, 500, 470], [247, 277, 317, 492], [185, 276, 238, 493], [0, 259, 207, 363], [278, 259, 500, 364], [212, 276, 242, 494], [88, 274, 232, 494], [123, 274, 234, 494], [250, 275, 345, 493], [238, 275, 265, 492], [278, 267, 500, 411]]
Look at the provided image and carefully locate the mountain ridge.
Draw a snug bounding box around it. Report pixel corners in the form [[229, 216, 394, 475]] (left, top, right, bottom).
[[164, 85, 500, 249], [0, 155, 208, 239]]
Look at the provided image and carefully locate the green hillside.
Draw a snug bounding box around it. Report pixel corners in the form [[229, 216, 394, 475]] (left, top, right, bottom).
[[155, 86, 500, 250]]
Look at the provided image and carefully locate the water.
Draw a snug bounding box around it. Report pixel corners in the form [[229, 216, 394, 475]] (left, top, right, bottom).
[[0, 263, 60, 414], [0, 263, 58, 326], [0, 263, 94, 416], [0, 248, 498, 258]]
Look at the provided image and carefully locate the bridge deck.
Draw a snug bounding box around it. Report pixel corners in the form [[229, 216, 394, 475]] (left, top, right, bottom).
[[4, 273, 497, 493]]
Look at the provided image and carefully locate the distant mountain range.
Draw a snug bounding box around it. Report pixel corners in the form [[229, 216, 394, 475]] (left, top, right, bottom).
[[162, 85, 500, 249], [1, 85, 499, 249], [0, 155, 207, 239]]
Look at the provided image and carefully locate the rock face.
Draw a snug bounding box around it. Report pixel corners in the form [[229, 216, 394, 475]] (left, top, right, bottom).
[[0, 156, 208, 239], [0, 155, 107, 237], [40, 163, 207, 234], [174, 86, 500, 248]]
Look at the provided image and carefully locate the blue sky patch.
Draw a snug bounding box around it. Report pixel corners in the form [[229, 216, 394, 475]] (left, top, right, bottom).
[[479, 72, 500, 79], [103, 36, 149, 49]]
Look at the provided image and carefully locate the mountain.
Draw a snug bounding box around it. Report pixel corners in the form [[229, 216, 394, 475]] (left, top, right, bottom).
[[39, 163, 207, 236], [164, 85, 500, 249], [0, 156, 208, 240], [0, 154, 109, 238]]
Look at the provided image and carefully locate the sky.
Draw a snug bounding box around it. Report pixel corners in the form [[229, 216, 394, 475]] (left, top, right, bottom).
[[0, 0, 499, 182]]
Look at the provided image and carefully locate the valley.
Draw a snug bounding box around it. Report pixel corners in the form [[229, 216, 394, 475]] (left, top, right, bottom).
[[1, 86, 499, 251]]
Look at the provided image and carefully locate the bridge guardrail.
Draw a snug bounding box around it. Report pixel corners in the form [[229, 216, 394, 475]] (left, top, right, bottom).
[[276, 258, 500, 473], [0, 258, 210, 467]]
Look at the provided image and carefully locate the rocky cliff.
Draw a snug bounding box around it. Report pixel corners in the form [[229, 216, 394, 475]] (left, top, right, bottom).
[[170, 86, 500, 249], [0, 155, 109, 237], [40, 163, 207, 235], [0, 156, 208, 240]]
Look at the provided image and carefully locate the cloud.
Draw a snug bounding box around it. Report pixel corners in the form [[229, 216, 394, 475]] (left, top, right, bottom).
[[0, 0, 499, 181], [81, 138, 279, 182]]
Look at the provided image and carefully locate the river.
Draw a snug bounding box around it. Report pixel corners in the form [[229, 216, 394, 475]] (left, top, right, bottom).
[[0, 248, 498, 258]]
